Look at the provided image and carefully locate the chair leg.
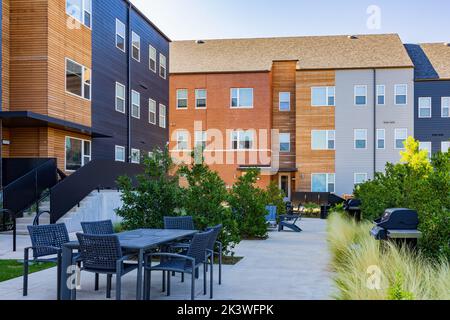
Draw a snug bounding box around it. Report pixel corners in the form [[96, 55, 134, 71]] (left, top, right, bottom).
[[162, 271, 166, 292], [116, 274, 121, 301], [210, 258, 214, 299], [167, 271, 171, 296], [106, 274, 112, 299], [23, 248, 29, 297], [191, 271, 195, 301], [57, 253, 62, 300], [95, 273, 99, 291], [203, 263, 207, 295], [181, 272, 184, 283], [219, 245, 223, 285], [76, 261, 81, 289], [146, 268, 152, 300]]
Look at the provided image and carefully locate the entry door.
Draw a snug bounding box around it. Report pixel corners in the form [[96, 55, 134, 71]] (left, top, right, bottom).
[[279, 174, 291, 201]]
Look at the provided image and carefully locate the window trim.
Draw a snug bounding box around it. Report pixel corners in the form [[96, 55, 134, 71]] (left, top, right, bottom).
[[311, 86, 335, 107], [442, 97, 450, 118], [354, 85, 368, 106], [131, 31, 141, 62], [149, 45, 157, 73], [394, 84, 408, 106], [159, 104, 167, 128], [311, 130, 335, 151], [159, 53, 167, 79], [230, 130, 255, 150], [394, 128, 408, 150], [131, 148, 141, 164], [354, 173, 368, 186], [115, 145, 126, 162], [230, 88, 254, 109], [311, 173, 335, 193], [115, 18, 126, 52], [354, 129, 368, 150], [131, 90, 141, 119], [66, 0, 92, 30], [176, 89, 188, 110], [64, 136, 91, 172], [195, 89, 207, 109], [65, 58, 91, 101], [148, 99, 157, 125], [442, 141, 450, 153], [376, 85, 386, 106], [418, 97, 432, 119], [376, 129, 386, 150], [279, 133, 291, 153], [279, 92, 291, 112], [176, 130, 189, 151], [115, 82, 126, 114]]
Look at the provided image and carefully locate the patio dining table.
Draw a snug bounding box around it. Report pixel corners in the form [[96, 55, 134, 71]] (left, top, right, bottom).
[[59, 229, 198, 300]]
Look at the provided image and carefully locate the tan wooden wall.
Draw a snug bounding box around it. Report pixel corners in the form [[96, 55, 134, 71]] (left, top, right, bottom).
[[2, 0, 10, 111], [295, 70, 336, 191]]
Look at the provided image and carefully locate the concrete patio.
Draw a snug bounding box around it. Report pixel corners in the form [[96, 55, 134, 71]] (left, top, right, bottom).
[[0, 218, 335, 300]]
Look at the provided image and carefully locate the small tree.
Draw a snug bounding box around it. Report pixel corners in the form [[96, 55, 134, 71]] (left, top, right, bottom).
[[228, 169, 268, 239], [116, 147, 183, 230], [264, 182, 287, 216]]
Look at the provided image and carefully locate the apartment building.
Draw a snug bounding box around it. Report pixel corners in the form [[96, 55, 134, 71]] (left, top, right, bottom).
[[0, 0, 169, 177], [405, 43, 450, 156], [170, 34, 414, 197]]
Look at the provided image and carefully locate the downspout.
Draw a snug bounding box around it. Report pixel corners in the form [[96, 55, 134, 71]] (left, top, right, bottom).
[[126, 2, 132, 162], [373, 69, 377, 177]]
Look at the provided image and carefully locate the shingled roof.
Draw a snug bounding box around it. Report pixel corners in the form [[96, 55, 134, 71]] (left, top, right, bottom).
[[170, 34, 413, 74], [405, 43, 450, 80]]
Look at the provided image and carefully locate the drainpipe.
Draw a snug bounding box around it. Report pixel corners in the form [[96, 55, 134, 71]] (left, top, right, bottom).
[[373, 69, 377, 177], [126, 2, 132, 163]]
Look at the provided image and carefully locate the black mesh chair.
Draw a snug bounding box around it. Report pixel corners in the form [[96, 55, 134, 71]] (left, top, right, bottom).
[[143, 230, 212, 300], [164, 216, 195, 230], [81, 220, 115, 291], [76, 233, 138, 300], [24, 224, 77, 299]]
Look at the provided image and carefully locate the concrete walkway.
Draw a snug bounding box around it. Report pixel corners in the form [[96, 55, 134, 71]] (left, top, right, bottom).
[[0, 218, 335, 300]]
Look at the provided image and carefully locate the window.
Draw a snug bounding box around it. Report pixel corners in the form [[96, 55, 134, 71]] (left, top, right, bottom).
[[65, 137, 91, 171], [354, 85, 367, 106], [132, 32, 140, 61], [354, 173, 368, 186], [419, 142, 432, 159], [115, 19, 126, 52], [231, 131, 254, 150], [311, 173, 335, 193], [195, 131, 207, 150], [115, 82, 126, 113], [176, 131, 189, 151], [311, 87, 335, 106], [66, 58, 91, 100], [149, 45, 157, 72], [442, 141, 450, 153], [311, 130, 335, 150], [376, 129, 385, 149], [418, 97, 432, 118], [131, 149, 140, 164], [66, 0, 92, 28], [195, 89, 207, 109], [279, 133, 291, 152], [395, 84, 408, 105], [159, 54, 167, 79], [442, 97, 450, 118], [159, 104, 166, 128], [377, 85, 385, 105], [231, 88, 254, 108], [279, 92, 291, 111], [115, 146, 125, 162], [354, 129, 368, 149], [148, 99, 156, 124], [131, 90, 140, 119], [176, 89, 188, 109], [395, 129, 408, 149]]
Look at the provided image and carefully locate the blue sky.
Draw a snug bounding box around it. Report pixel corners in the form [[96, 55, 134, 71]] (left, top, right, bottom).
[[130, 0, 450, 43]]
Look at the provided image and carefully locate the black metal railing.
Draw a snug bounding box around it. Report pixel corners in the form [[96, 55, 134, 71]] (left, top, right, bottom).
[[49, 160, 143, 224]]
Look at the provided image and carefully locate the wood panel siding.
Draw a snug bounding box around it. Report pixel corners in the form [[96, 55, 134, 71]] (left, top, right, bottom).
[[1, 128, 10, 158], [1, 0, 10, 111], [272, 61, 297, 170], [296, 70, 335, 192]]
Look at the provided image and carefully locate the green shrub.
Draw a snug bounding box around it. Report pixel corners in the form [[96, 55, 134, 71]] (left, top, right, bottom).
[[116, 147, 183, 230], [387, 272, 414, 300], [263, 182, 286, 216], [228, 169, 268, 239]]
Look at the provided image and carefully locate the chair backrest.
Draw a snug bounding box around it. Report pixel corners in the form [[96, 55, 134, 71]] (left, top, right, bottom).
[[265, 206, 277, 222], [164, 216, 195, 230], [81, 220, 114, 235], [185, 230, 213, 267], [76, 233, 122, 271], [27, 224, 70, 258], [205, 224, 223, 251]]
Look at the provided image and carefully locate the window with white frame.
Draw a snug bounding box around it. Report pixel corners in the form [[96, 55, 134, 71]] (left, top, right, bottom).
[[66, 58, 91, 100], [311, 87, 335, 106], [395, 128, 408, 149], [311, 173, 335, 193], [65, 137, 91, 171], [131, 149, 140, 164], [376, 129, 385, 149], [176, 89, 188, 109], [66, 0, 92, 28], [418, 97, 432, 118], [231, 88, 254, 108], [115, 82, 126, 113], [132, 32, 140, 61], [279, 133, 291, 152], [195, 89, 207, 109], [442, 97, 450, 118], [148, 99, 156, 124], [354, 129, 368, 149], [311, 130, 335, 150], [149, 45, 157, 72], [279, 92, 291, 111], [419, 141, 432, 159], [231, 131, 254, 150], [442, 141, 450, 153], [159, 54, 167, 79], [159, 104, 166, 128], [377, 85, 385, 105], [131, 90, 140, 119], [354, 173, 368, 186], [115, 19, 126, 52], [194, 131, 208, 150], [354, 85, 367, 105], [395, 84, 408, 105], [115, 145, 125, 162], [176, 131, 189, 151]]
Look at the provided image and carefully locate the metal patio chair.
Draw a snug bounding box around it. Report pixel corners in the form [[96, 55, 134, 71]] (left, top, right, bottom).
[[205, 224, 223, 297]]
